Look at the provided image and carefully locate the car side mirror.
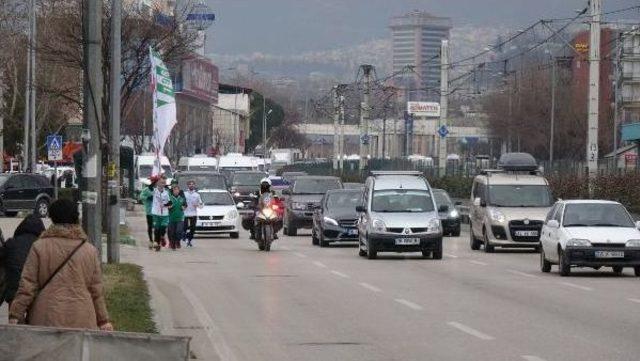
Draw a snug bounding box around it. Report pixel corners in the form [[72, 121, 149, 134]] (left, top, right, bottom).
[[356, 205, 366, 213], [547, 220, 559, 229], [636, 221, 640, 230], [236, 202, 245, 209], [438, 205, 449, 212]]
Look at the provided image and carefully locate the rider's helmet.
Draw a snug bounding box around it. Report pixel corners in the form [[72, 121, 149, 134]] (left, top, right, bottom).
[[260, 177, 272, 193]]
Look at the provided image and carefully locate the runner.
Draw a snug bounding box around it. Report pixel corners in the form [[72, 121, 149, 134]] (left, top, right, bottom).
[[183, 180, 203, 247], [151, 176, 171, 251], [168, 184, 186, 250], [139, 177, 156, 250]]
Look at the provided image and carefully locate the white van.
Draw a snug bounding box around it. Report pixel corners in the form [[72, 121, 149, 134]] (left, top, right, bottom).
[[178, 155, 217, 172], [134, 154, 173, 199]]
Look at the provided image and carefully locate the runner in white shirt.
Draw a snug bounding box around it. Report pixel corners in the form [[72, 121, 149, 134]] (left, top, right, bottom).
[[183, 180, 203, 247]]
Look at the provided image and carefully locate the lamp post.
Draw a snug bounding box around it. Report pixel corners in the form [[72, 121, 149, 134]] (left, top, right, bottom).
[[262, 98, 272, 158]]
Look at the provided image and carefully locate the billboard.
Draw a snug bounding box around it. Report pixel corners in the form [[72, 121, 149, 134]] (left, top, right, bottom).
[[407, 101, 440, 117], [180, 57, 219, 103]]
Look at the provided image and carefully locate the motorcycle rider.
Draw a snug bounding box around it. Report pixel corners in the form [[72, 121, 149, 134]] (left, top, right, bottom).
[[253, 178, 280, 240]]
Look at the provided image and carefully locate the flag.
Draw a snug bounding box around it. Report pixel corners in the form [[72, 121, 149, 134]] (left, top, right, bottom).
[[149, 47, 176, 176]]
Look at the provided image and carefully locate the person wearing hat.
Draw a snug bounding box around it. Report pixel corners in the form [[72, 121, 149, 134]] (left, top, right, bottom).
[[139, 176, 157, 249], [151, 176, 171, 251]]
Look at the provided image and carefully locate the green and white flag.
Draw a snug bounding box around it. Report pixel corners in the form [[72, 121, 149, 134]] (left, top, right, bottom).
[[149, 47, 176, 175]]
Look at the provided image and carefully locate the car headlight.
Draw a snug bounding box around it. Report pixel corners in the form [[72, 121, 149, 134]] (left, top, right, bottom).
[[233, 192, 241, 197], [449, 209, 459, 218], [426, 218, 441, 234], [292, 202, 307, 210], [225, 210, 239, 220], [489, 208, 505, 223], [566, 239, 592, 247], [323, 217, 338, 226], [372, 219, 386, 233], [626, 239, 640, 248]]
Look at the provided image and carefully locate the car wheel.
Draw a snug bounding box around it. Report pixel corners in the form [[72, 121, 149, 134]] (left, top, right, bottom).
[[558, 248, 571, 277], [36, 199, 49, 218], [540, 248, 552, 273], [288, 226, 297, 237], [319, 233, 329, 248], [452, 227, 461, 237], [230, 232, 239, 239], [483, 228, 494, 253], [470, 223, 481, 250], [432, 239, 443, 260], [422, 251, 431, 258], [312, 229, 319, 245], [359, 249, 367, 257], [612, 266, 623, 275], [634, 267, 640, 277], [366, 239, 377, 260]]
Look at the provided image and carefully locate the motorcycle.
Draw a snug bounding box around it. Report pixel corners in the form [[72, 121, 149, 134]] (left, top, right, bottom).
[[255, 194, 280, 251]]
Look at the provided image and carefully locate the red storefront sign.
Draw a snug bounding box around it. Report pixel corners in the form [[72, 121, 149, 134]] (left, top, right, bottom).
[[181, 57, 219, 103]]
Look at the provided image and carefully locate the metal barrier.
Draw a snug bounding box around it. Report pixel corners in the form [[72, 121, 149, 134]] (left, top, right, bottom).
[[0, 324, 191, 361]]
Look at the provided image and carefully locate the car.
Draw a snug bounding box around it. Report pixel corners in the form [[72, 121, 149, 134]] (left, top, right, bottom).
[[175, 171, 227, 191], [433, 189, 462, 236], [195, 190, 241, 238], [469, 153, 553, 252], [343, 182, 364, 189], [281, 171, 307, 185], [357, 171, 442, 259], [0, 173, 54, 218], [540, 200, 640, 277], [282, 176, 342, 236], [228, 171, 268, 230], [312, 189, 363, 247]]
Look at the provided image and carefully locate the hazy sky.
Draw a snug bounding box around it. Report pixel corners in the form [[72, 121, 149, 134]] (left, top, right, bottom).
[[205, 0, 639, 55]]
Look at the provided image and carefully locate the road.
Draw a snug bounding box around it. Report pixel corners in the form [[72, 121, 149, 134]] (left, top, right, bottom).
[[120, 214, 640, 361]]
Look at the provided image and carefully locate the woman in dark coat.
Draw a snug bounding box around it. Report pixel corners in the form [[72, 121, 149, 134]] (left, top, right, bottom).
[[1, 214, 45, 305]]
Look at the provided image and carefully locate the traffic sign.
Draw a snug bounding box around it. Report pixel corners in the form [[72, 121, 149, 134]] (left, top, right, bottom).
[[438, 125, 449, 138], [360, 134, 370, 145], [46, 134, 63, 161]]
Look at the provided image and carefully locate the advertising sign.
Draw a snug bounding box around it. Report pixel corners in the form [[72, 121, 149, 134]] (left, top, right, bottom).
[[181, 57, 219, 103], [407, 101, 440, 117]]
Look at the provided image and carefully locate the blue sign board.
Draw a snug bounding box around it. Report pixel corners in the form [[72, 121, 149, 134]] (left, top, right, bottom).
[[438, 125, 449, 138], [360, 134, 370, 145], [186, 13, 215, 21], [621, 123, 640, 142], [46, 134, 63, 161]]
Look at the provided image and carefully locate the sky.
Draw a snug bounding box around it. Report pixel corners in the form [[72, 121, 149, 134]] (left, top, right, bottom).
[[203, 0, 640, 55]]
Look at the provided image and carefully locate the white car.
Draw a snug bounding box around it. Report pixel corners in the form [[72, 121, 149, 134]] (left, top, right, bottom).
[[196, 190, 241, 238], [540, 200, 640, 276]]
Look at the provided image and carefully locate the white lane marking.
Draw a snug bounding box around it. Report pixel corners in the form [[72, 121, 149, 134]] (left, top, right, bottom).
[[469, 260, 488, 266], [559, 282, 593, 292], [359, 282, 382, 293], [330, 270, 350, 279], [447, 321, 495, 341], [281, 246, 291, 251], [628, 298, 640, 304], [180, 284, 238, 361], [507, 269, 539, 278], [445, 253, 459, 258], [522, 356, 548, 361], [313, 261, 327, 268], [293, 252, 307, 258], [394, 298, 423, 311]]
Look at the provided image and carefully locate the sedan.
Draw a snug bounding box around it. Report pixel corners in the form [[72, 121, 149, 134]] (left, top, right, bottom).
[[196, 190, 241, 238], [312, 189, 363, 247], [433, 188, 462, 236], [540, 200, 640, 276]]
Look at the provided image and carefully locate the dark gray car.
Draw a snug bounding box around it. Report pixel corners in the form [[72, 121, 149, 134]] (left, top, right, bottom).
[[312, 189, 363, 247], [283, 176, 342, 236]]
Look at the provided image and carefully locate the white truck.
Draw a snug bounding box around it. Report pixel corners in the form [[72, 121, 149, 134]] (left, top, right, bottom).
[[270, 148, 301, 170], [134, 154, 173, 200], [178, 155, 218, 172]]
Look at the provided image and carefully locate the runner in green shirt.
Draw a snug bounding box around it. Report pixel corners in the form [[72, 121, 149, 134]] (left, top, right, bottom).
[[139, 181, 155, 249], [168, 184, 186, 250]]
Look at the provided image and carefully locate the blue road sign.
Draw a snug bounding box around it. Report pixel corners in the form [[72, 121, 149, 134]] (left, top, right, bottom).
[[47, 134, 63, 161], [438, 125, 449, 138], [360, 134, 370, 145]]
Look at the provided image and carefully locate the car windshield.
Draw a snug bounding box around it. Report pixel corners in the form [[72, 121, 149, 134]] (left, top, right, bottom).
[[232, 173, 265, 186], [179, 174, 227, 190], [433, 190, 452, 208], [326, 191, 363, 210], [488, 185, 552, 207], [139, 165, 173, 179], [201, 192, 234, 206], [372, 189, 435, 213], [563, 203, 634, 227], [189, 165, 217, 172], [293, 178, 341, 194]]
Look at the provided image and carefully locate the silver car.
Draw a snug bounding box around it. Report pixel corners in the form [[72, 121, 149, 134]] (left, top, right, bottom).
[[357, 171, 443, 259]]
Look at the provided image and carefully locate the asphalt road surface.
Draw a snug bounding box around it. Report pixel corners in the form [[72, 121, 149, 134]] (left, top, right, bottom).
[[117, 214, 640, 361]]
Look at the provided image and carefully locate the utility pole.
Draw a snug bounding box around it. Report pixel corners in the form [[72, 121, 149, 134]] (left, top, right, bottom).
[[28, 0, 36, 172], [332, 85, 339, 170], [612, 30, 622, 157], [0, 82, 4, 172], [107, 0, 122, 264], [82, 0, 104, 252], [587, 0, 601, 195], [549, 57, 557, 165], [338, 86, 346, 172], [359, 65, 373, 170], [438, 40, 449, 176], [22, 0, 32, 172]]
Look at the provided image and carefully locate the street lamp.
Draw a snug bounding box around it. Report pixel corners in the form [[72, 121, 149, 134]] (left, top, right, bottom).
[[263, 106, 273, 158]]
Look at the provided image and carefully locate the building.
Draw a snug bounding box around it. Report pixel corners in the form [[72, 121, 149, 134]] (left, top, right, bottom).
[[390, 11, 452, 101], [617, 28, 640, 126], [212, 85, 253, 154]]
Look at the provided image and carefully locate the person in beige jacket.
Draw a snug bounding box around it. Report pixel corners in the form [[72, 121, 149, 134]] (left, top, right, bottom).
[[8, 199, 113, 331]]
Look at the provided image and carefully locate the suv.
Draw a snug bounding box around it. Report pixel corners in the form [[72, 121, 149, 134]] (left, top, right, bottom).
[[357, 171, 442, 259], [283, 176, 342, 236], [0, 173, 54, 217], [469, 153, 553, 252]]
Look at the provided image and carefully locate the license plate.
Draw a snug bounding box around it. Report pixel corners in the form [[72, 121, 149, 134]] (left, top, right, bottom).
[[347, 229, 358, 236], [203, 222, 220, 227], [515, 230, 539, 237], [395, 238, 420, 245], [594, 251, 624, 258]]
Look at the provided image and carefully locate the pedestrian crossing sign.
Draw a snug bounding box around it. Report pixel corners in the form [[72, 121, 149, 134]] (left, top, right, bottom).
[[47, 134, 63, 161]]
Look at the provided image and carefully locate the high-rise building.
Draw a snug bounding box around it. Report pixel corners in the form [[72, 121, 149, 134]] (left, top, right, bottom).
[[390, 11, 452, 101]]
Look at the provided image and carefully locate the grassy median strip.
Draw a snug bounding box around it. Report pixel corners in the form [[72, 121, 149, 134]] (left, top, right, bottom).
[[103, 263, 158, 333]]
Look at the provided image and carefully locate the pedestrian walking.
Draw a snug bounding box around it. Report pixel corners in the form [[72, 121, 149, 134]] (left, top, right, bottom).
[[168, 184, 186, 250], [1, 215, 45, 307], [183, 180, 203, 247], [8, 199, 112, 331], [139, 178, 156, 250], [152, 176, 171, 251]]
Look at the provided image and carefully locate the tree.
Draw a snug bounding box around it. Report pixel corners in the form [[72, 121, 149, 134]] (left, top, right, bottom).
[[269, 111, 309, 151]]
